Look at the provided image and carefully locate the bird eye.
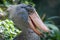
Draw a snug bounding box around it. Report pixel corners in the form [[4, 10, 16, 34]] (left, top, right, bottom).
[[21, 6, 26, 8]]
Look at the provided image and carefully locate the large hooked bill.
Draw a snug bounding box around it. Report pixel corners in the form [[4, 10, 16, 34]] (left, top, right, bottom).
[[28, 9, 50, 36]]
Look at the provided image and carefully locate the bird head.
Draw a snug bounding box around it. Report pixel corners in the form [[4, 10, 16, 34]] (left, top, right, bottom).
[[7, 4, 50, 36]]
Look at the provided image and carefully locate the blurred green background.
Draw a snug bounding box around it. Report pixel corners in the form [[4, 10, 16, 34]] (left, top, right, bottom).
[[0, 0, 60, 40]]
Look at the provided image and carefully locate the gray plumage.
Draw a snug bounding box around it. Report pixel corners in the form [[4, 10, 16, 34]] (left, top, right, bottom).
[[7, 4, 40, 40]]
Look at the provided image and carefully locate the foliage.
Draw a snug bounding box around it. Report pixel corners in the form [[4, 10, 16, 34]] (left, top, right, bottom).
[[0, 19, 21, 40], [44, 22, 60, 40]]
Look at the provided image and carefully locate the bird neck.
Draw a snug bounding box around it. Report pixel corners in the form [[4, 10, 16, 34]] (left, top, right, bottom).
[[22, 28, 34, 34], [14, 27, 40, 40], [20, 28, 40, 40]]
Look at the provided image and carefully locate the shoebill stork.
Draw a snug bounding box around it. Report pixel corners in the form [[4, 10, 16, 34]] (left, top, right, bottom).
[[7, 4, 50, 40]]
